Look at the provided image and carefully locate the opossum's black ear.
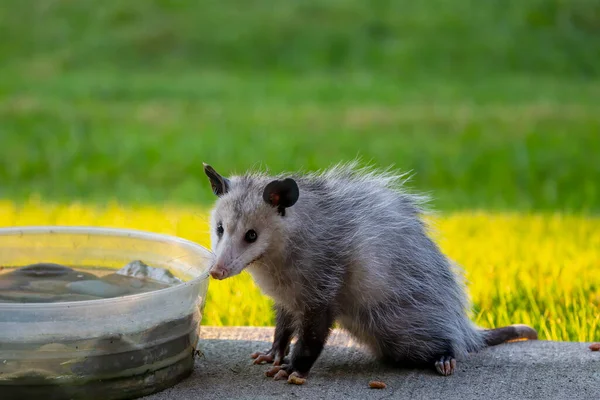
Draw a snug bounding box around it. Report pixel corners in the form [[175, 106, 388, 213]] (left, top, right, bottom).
[[203, 163, 230, 197], [263, 178, 299, 216]]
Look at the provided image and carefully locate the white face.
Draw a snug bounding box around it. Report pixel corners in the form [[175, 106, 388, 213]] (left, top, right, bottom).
[[208, 201, 275, 280], [203, 164, 299, 280]]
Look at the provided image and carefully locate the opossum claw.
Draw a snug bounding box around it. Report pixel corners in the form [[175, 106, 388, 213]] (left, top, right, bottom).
[[267, 365, 307, 384], [273, 356, 289, 366], [251, 349, 275, 364], [252, 353, 274, 364], [265, 364, 282, 377], [434, 354, 456, 376], [266, 363, 292, 378], [250, 351, 261, 359], [251, 349, 288, 365], [273, 369, 289, 381]]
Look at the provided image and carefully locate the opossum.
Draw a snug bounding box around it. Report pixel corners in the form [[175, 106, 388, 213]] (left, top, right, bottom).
[[202, 161, 537, 384]]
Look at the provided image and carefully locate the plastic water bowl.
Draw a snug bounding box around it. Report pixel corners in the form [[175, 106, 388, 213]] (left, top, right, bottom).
[[0, 226, 213, 400]]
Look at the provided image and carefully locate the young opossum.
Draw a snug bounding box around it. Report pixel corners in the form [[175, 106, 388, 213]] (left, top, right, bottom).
[[203, 162, 537, 384]]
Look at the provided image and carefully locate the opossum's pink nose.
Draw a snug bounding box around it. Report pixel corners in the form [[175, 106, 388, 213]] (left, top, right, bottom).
[[209, 264, 228, 280], [210, 269, 225, 279]]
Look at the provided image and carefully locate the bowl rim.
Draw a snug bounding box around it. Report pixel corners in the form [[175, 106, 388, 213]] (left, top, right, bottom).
[[0, 225, 212, 310]]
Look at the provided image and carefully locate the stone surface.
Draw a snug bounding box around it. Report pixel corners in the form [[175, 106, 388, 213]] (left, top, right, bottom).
[[142, 326, 600, 400]]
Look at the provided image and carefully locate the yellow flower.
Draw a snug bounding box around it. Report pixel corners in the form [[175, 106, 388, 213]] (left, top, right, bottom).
[[1, 200, 598, 341]]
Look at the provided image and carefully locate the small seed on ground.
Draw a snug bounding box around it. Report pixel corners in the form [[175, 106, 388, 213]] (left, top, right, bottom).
[[589, 343, 600, 351], [369, 380, 387, 389], [288, 374, 306, 385]]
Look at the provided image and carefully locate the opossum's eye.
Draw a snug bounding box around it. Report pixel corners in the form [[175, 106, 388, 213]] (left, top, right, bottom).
[[244, 229, 258, 243], [216, 222, 224, 237]]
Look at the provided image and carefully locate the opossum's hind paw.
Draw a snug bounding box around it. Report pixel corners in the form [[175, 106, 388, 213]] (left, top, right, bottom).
[[434, 354, 456, 376]]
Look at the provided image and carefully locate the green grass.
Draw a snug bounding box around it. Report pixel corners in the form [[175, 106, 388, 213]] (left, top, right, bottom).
[[2, 0, 599, 78], [2, 70, 599, 212], [1, 1, 599, 212]]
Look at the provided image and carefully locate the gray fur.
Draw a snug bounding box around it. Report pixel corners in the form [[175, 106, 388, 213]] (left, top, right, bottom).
[[204, 161, 537, 375]]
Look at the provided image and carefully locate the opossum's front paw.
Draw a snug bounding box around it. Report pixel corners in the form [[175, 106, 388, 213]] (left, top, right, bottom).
[[251, 349, 274, 365], [265, 363, 291, 378], [265, 365, 307, 384], [434, 354, 456, 376], [250, 349, 287, 366]]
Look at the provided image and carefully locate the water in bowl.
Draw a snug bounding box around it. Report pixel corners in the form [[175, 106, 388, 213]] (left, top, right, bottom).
[[0, 261, 201, 400], [0, 261, 182, 303]]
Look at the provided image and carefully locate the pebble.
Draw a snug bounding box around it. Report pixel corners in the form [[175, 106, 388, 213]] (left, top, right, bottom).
[[4, 263, 98, 282], [25, 280, 68, 293], [38, 343, 70, 352], [67, 280, 129, 298], [116, 260, 182, 285], [0, 278, 17, 290], [14, 263, 73, 278], [102, 273, 168, 292]]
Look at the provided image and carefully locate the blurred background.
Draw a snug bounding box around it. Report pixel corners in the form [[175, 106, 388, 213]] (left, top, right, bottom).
[[1, 0, 599, 211], [0, 1, 599, 338]]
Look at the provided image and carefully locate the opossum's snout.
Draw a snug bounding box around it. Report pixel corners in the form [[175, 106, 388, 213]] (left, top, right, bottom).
[[209, 266, 227, 280], [209, 261, 232, 280], [209, 251, 265, 280], [209, 252, 258, 280]]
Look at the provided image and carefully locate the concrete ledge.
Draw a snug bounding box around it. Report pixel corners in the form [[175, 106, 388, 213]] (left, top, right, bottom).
[[143, 326, 600, 400]]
